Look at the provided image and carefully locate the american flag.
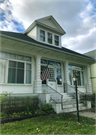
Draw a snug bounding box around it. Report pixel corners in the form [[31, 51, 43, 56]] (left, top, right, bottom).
[[41, 65, 51, 81]]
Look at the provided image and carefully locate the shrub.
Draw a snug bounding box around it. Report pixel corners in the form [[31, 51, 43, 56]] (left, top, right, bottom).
[[1, 93, 39, 115], [86, 93, 95, 108], [40, 104, 54, 113], [1, 112, 8, 119], [0, 91, 11, 104]]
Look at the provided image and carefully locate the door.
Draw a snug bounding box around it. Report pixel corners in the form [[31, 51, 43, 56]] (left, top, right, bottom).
[[47, 67, 57, 90]]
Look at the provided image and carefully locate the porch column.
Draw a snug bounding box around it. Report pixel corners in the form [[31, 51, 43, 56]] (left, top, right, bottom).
[[86, 65, 92, 94], [34, 55, 42, 93], [64, 61, 70, 84]]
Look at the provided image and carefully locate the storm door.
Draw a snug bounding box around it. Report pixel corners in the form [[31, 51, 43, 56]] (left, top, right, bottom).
[[47, 67, 57, 90]]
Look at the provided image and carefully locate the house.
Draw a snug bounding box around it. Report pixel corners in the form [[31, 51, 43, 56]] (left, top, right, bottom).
[[84, 50, 96, 93], [0, 15, 95, 113]]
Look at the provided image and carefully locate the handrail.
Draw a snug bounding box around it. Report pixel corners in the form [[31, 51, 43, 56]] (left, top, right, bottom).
[[64, 83, 76, 98], [42, 84, 63, 109], [64, 83, 87, 106], [46, 84, 63, 96]]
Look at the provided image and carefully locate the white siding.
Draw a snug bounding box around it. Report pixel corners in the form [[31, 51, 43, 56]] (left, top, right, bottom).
[[0, 85, 33, 94], [39, 19, 57, 29], [27, 26, 37, 40]]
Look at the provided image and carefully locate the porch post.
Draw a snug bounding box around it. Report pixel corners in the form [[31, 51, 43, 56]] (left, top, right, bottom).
[[34, 55, 42, 93], [86, 65, 92, 94], [64, 61, 70, 85]]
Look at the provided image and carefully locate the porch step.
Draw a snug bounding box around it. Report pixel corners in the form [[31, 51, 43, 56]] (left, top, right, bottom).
[[49, 99, 78, 104], [61, 93, 74, 99], [62, 103, 84, 109], [61, 106, 89, 113]]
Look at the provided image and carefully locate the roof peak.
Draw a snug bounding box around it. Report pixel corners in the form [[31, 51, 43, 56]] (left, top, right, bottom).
[[23, 15, 65, 35]]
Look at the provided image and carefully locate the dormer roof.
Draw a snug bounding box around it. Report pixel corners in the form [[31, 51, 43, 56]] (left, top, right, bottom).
[[23, 15, 66, 35]]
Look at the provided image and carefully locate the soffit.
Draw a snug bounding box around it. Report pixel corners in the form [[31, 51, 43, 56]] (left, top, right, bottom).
[[1, 36, 94, 65]]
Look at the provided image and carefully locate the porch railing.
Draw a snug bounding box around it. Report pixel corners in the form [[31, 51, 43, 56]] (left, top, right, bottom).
[[64, 83, 87, 106], [42, 84, 63, 109]]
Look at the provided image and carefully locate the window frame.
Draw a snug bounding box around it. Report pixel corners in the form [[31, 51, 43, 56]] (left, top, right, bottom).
[[8, 60, 32, 84], [41, 59, 62, 85], [0, 58, 7, 84], [68, 65, 84, 86], [54, 35, 59, 46], [47, 32, 52, 44], [40, 30, 45, 42], [39, 28, 60, 47], [0, 52, 32, 85]]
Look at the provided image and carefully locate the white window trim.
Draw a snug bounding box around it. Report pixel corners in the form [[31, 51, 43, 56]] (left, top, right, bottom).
[[0, 56, 32, 85], [47, 32, 53, 44], [38, 27, 61, 47], [68, 67, 84, 87], [41, 59, 62, 86], [40, 29, 45, 42]]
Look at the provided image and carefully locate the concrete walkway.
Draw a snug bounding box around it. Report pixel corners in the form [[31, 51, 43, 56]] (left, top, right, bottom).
[[72, 112, 96, 119]]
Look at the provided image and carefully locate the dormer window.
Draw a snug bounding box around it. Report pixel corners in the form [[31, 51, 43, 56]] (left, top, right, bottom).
[[54, 35, 59, 46], [39, 28, 61, 47], [40, 30, 45, 42], [47, 32, 52, 44]]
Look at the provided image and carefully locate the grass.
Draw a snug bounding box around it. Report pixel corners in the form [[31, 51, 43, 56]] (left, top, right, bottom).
[[1, 113, 95, 134]]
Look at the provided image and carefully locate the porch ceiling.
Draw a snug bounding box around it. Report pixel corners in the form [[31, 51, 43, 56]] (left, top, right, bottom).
[[1, 36, 94, 65]]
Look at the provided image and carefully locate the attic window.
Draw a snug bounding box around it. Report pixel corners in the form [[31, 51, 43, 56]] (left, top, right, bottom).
[[47, 32, 52, 44], [40, 30, 45, 42], [54, 35, 59, 46]]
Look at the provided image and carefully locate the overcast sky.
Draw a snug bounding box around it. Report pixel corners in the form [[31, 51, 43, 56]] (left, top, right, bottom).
[[0, 0, 96, 54]]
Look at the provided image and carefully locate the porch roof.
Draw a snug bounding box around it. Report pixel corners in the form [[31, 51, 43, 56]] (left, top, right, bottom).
[[0, 31, 95, 62]]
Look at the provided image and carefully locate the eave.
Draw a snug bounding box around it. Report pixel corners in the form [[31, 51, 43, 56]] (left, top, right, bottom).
[[1, 33, 95, 65]]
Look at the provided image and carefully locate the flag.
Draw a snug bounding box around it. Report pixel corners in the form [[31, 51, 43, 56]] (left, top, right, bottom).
[[41, 65, 51, 81]]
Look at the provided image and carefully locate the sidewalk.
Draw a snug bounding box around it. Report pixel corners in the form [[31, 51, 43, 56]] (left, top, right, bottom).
[[72, 111, 96, 119]]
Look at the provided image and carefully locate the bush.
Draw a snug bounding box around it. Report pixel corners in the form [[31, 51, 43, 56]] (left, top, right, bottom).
[[86, 93, 95, 108], [0, 91, 11, 103], [1, 92, 39, 116], [40, 104, 54, 113], [1, 112, 8, 119]]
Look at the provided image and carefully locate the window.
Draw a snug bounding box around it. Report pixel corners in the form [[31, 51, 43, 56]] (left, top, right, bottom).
[[0, 59, 6, 83], [54, 35, 59, 46], [40, 30, 45, 42], [0, 52, 31, 62], [8, 61, 31, 84], [0, 52, 32, 84], [26, 64, 31, 84], [68, 64, 84, 86], [41, 59, 62, 85], [41, 66, 46, 84], [48, 68, 55, 82], [41, 59, 47, 64], [47, 32, 52, 44], [48, 61, 61, 66], [57, 68, 62, 85], [8, 61, 24, 83], [68, 69, 72, 85]]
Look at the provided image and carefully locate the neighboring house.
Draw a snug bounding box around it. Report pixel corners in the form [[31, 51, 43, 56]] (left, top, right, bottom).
[[84, 50, 96, 93], [0, 15, 95, 113]]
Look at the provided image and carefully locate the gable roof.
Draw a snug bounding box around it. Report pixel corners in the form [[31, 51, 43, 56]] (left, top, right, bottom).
[[0, 31, 95, 62], [23, 15, 66, 35]]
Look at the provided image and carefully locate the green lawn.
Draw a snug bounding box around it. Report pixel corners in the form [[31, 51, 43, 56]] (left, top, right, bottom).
[[1, 113, 95, 134]]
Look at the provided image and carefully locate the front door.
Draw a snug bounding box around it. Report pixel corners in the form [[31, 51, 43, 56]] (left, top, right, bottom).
[[47, 67, 57, 90]]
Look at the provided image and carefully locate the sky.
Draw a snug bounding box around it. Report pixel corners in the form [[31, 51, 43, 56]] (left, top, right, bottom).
[[0, 0, 96, 54]]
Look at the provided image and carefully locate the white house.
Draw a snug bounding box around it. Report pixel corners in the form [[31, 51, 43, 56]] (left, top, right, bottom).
[[0, 16, 94, 113]]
